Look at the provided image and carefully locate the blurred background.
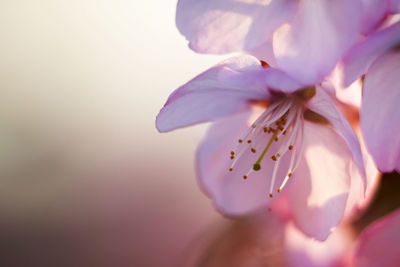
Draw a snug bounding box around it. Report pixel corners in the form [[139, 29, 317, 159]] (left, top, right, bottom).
[[0, 1, 229, 266]]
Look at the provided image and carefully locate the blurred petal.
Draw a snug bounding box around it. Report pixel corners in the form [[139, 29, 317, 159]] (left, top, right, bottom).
[[354, 209, 400, 267], [273, 0, 361, 85], [360, 0, 389, 34], [389, 0, 400, 13], [361, 50, 400, 172], [307, 87, 366, 185], [196, 109, 279, 215], [176, 0, 297, 54], [287, 122, 352, 241], [343, 21, 400, 86], [285, 222, 352, 267], [156, 55, 269, 132]]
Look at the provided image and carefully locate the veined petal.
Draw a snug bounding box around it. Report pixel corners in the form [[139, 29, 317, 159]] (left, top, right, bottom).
[[176, 0, 298, 54], [156, 55, 270, 132], [361, 50, 400, 172], [273, 0, 361, 85], [306, 87, 366, 188], [196, 109, 279, 215], [287, 122, 352, 241], [343, 21, 400, 86], [354, 209, 400, 267]]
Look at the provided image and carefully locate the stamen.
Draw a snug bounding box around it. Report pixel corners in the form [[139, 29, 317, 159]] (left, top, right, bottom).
[[253, 132, 277, 171], [251, 148, 256, 153]]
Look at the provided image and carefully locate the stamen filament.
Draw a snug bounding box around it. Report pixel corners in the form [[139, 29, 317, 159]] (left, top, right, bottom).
[[253, 132, 277, 171]]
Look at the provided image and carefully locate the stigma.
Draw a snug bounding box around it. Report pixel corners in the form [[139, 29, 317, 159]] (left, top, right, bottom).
[[228, 87, 316, 198]]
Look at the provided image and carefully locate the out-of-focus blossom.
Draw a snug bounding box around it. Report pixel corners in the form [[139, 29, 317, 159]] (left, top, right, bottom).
[[176, 0, 297, 55], [343, 21, 400, 173], [352, 209, 400, 267], [176, 0, 393, 85], [156, 55, 365, 241], [285, 221, 354, 267]]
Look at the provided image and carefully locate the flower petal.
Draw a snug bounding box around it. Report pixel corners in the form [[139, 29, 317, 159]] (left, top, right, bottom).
[[285, 222, 352, 267], [389, 0, 400, 13], [354, 209, 400, 267], [342, 21, 400, 86], [287, 121, 352, 241], [273, 0, 361, 85], [156, 55, 270, 132], [263, 68, 304, 94], [360, 0, 389, 34], [307, 87, 366, 187], [196, 109, 280, 216], [361, 49, 400, 172], [176, 0, 297, 54]]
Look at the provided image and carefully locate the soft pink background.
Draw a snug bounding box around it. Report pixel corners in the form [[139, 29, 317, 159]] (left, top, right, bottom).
[[0, 1, 227, 266]]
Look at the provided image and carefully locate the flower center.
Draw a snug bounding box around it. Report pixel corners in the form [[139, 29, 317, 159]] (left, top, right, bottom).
[[228, 87, 316, 198]]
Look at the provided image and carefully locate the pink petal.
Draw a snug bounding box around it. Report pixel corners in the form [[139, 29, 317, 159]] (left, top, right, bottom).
[[344, 129, 380, 218], [361, 50, 400, 172], [287, 121, 352, 241], [285, 222, 352, 267], [307, 87, 366, 187], [389, 0, 400, 13], [360, 0, 389, 34], [176, 0, 297, 54], [156, 55, 269, 132], [342, 21, 400, 86], [273, 0, 361, 85], [262, 68, 304, 94], [354, 209, 400, 267], [196, 109, 280, 215]]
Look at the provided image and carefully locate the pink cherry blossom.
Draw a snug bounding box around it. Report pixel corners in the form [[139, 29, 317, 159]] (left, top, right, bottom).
[[343, 21, 400, 172], [156, 55, 365, 241], [176, 0, 393, 85], [352, 209, 400, 267]]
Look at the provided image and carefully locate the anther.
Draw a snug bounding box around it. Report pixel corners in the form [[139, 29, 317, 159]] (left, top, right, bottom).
[[288, 145, 293, 150], [238, 139, 243, 143], [230, 155, 234, 160], [274, 137, 279, 142], [263, 127, 268, 133], [269, 193, 273, 198], [251, 148, 256, 153], [277, 188, 282, 193], [252, 124, 256, 129], [276, 153, 280, 158], [230, 151, 235, 155], [283, 130, 287, 135], [243, 175, 248, 179], [271, 155, 277, 161], [288, 172, 292, 177], [247, 140, 252, 144], [229, 168, 233, 172]]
